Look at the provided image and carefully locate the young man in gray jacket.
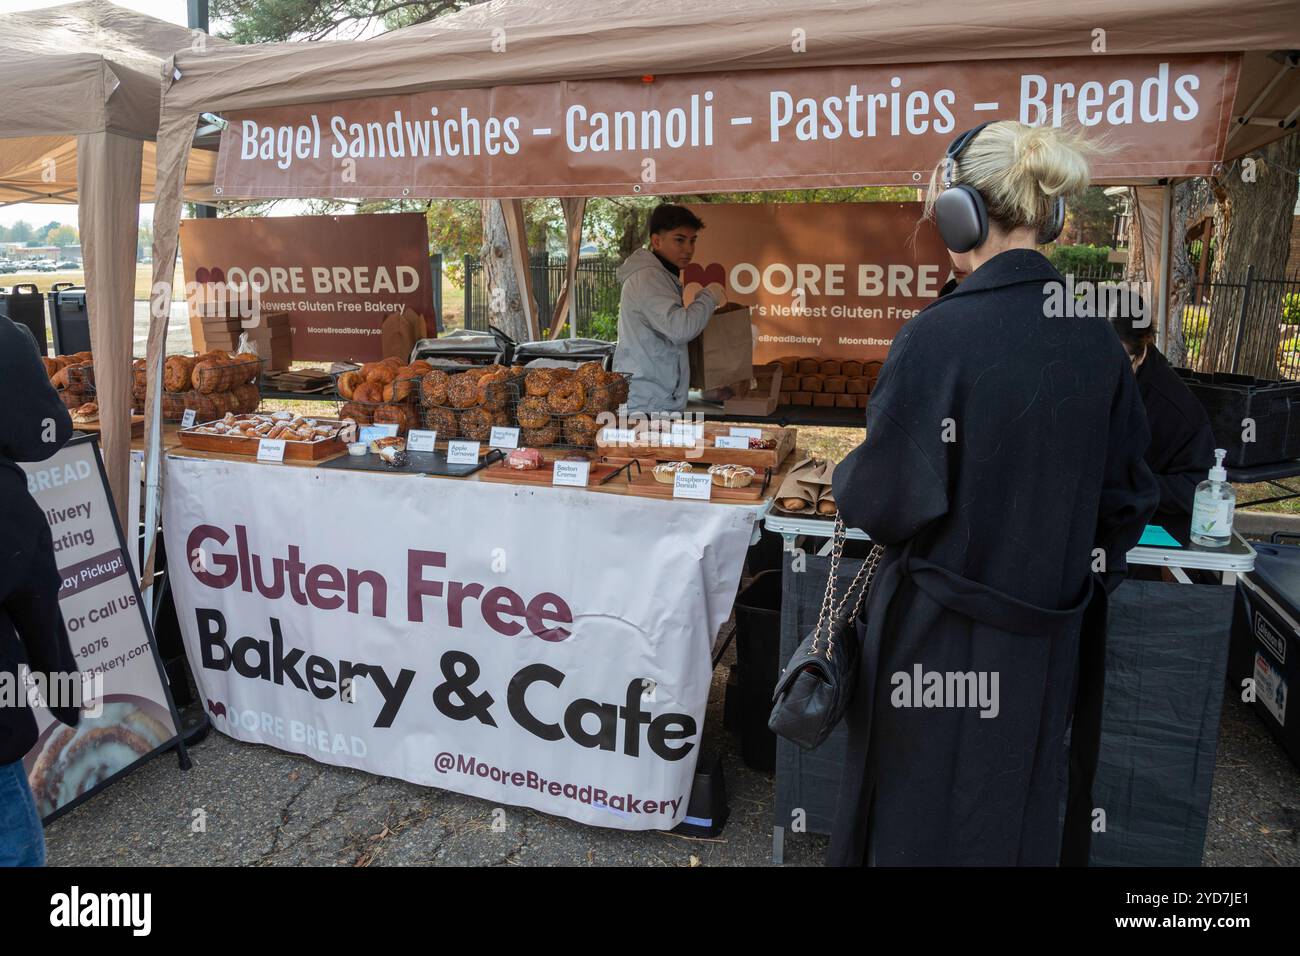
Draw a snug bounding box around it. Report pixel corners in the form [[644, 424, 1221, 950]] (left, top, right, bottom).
[[614, 205, 726, 414]]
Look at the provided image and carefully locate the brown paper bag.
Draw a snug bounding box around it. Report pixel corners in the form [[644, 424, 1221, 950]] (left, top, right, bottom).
[[773, 456, 837, 516], [382, 308, 424, 362], [688, 304, 753, 390]]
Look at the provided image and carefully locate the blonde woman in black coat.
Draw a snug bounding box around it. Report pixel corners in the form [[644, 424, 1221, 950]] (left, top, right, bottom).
[[828, 122, 1159, 866]]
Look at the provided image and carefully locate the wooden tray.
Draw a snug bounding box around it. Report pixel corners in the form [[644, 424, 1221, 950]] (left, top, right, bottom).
[[619, 464, 772, 502], [178, 418, 347, 461], [595, 422, 796, 469], [75, 415, 144, 437], [478, 458, 634, 488]]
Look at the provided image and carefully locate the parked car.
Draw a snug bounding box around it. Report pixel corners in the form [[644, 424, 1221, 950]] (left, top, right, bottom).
[[56, 260, 80, 270]]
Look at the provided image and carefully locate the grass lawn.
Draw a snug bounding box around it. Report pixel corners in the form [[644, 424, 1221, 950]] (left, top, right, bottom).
[[3, 263, 186, 299]]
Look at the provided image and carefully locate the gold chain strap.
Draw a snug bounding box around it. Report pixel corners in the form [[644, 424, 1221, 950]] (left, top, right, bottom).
[[809, 516, 884, 661]]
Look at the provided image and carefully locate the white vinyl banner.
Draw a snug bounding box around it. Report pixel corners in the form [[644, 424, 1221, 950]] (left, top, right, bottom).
[[163, 456, 761, 829]]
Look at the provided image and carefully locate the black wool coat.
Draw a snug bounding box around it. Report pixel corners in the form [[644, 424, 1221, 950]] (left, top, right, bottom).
[[1135, 346, 1216, 516], [827, 249, 1158, 866], [1, 319, 78, 766]]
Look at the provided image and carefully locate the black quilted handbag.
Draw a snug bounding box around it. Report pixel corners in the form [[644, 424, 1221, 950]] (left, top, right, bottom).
[[768, 517, 883, 750]]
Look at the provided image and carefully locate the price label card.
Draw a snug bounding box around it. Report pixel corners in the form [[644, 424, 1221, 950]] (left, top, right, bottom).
[[446, 440, 481, 465], [257, 438, 286, 463], [407, 429, 437, 452], [671, 422, 704, 439], [359, 423, 399, 443], [552, 460, 591, 487], [599, 427, 638, 444], [490, 426, 520, 449], [673, 471, 713, 500], [180, 409, 197, 429], [730, 427, 762, 439], [714, 435, 749, 449]]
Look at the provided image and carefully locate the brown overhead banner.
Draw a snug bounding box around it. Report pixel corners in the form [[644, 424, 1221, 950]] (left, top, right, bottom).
[[686, 202, 954, 363], [216, 53, 1240, 198], [178, 213, 435, 362]]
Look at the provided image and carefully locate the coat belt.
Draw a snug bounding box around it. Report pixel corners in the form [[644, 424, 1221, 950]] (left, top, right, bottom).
[[904, 554, 1096, 639]]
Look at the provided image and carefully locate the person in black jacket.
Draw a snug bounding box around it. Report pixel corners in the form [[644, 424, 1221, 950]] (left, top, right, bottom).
[[1, 317, 78, 866], [1110, 307, 1216, 515], [827, 121, 1158, 866]]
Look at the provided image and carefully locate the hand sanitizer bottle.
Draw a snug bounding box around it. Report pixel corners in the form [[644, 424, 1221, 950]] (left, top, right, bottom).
[[1190, 448, 1235, 548]]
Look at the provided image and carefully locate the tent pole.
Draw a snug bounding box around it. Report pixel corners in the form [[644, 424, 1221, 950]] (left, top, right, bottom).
[[1157, 183, 1171, 353], [140, 344, 165, 618]]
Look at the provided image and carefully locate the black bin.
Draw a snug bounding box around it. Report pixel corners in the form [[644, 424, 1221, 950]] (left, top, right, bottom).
[[1228, 538, 1300, 769], [1178, 368, 1300, 467], [0, 283, 48, 352], [732, 570, 782, 771], [48, 284, 91, 355]]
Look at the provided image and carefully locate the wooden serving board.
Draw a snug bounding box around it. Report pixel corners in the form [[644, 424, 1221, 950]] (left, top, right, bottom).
[[178, 418, 348, 461], [75, 415, 144, 437], [595, 423, 796, 469], [620, 466, 771, 502], [478, 459, 630, 488]]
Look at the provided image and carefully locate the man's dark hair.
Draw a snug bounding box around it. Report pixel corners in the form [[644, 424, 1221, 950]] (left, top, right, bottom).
[[649, 204, 704, 235], [1107, 291, 1155, 353]]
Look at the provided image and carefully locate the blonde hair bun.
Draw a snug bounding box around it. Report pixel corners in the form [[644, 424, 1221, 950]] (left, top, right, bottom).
[[927, 121, 1097, 237]]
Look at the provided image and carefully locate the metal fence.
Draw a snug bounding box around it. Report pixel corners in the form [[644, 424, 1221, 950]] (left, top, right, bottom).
[[463, 254, 620, 339], [1176, 267, 1300, 377]]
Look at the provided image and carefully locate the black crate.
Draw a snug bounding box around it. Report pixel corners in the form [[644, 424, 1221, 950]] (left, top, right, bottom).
[[49, 285, 91, 355], [0, 283, 48, 351], [1178, 368, 1300, 467]]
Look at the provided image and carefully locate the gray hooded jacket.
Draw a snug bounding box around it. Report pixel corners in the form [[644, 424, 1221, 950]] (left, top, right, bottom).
[[613, 248, 720, 413]]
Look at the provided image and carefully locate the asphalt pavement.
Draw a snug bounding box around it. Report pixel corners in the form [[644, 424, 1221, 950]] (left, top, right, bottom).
[[43, 624, 1298, 867]]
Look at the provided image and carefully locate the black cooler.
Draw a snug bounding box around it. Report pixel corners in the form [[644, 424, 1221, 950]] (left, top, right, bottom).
[[0, 283, 48, 350], [1229, 536, 1300, 768], [48, 283, 91, 355]]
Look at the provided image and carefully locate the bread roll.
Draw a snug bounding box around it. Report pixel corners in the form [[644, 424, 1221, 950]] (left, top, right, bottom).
[[780, 497, 807, 511], [164, 355, 197, 393]]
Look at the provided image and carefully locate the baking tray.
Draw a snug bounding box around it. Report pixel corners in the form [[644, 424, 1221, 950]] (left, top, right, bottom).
[[316, 447, 503, 477]]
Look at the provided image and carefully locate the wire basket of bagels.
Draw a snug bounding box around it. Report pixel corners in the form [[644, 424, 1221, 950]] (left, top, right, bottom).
[[511, 362, 630, 450], [150, 351, 264, 422], [417, 364, 524, 441], [43, 351, 97, 408], [334, 357, 434, 436]]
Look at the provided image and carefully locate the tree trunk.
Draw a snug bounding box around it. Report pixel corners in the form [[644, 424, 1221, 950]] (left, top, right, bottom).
[[480, 199, 530, 342], [1164, 179, 1216, 366], [1124, 188, 1146, 283], [1197, 131, 1300, 377]]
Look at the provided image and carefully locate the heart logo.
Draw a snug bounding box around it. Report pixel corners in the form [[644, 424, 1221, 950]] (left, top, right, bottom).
[[681, 262, 707, 287], [682, 262, 726, 288]]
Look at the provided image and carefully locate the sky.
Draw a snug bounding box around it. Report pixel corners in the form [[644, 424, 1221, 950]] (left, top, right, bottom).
[[0, 0, 196, 230]]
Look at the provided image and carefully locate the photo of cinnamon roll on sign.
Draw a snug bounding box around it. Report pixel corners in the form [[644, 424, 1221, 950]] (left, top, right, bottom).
[[17, 437, 183, 820]]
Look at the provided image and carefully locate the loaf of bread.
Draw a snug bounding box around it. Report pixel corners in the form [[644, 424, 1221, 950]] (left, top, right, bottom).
[[824, 375, 847, 394], [841, 360, 864, 377]]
